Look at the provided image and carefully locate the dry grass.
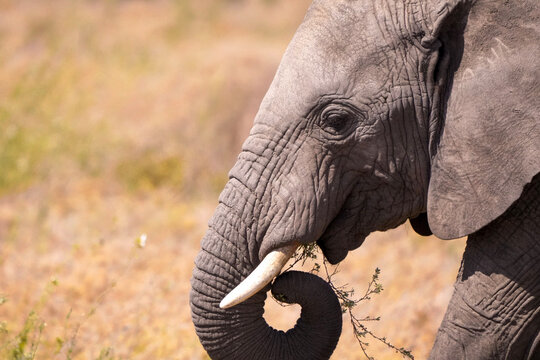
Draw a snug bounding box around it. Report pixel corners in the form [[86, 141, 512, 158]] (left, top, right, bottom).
[[0, 1, 465, 359]]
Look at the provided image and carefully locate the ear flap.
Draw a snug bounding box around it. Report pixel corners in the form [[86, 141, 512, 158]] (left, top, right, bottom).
[[425, 3, 540, 239]]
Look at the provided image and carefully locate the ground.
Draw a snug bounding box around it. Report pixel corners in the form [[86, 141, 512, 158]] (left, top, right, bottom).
[[0, 1, 465, 359]]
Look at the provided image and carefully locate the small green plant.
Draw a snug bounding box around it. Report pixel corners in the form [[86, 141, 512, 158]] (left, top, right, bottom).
[[0, 279, 57, 360], [57, 235, 148, 359], [9, 311, 45, 360], [96, 346, 114, 360], [0, 296, 7, 336], [285, 244, 414, 360], [0, 236, 148, 360]]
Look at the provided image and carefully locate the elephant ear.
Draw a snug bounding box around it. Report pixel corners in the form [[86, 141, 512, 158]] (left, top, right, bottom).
[[424, 1, 540, 239]]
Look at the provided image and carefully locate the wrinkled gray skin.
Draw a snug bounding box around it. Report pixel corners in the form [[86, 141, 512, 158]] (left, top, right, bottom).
[[190, 0, 540, 359]]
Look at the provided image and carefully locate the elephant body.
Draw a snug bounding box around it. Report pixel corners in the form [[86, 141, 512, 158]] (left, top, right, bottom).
[[190, 0, 540, 358], [431, 174, 540, 359]]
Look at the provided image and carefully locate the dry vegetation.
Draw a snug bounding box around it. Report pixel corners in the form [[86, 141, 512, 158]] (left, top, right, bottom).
[[0, 1, 466, 359]]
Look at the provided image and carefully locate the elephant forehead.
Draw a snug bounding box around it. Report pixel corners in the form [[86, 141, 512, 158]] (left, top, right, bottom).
[[258, 1, 388, 119]]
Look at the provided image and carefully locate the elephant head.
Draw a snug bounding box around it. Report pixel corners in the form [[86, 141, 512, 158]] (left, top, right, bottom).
[[190, 0, 540, 359]]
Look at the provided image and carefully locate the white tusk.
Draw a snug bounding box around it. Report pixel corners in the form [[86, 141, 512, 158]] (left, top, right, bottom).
[[219, 244, 297, 309]]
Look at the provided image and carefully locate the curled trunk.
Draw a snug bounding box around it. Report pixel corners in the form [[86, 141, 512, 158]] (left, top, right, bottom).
[[190, 199, 342, 359]]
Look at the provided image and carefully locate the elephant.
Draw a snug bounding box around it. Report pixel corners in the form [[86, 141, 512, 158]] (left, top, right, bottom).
[[190, 0, 540, 359]]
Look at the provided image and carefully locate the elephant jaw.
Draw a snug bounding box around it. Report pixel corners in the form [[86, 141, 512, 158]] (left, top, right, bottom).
[[220, 244, 297, 309], [318, 227, 368, 265]]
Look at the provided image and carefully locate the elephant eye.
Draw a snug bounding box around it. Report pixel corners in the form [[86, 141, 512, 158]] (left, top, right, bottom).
[[324, 112, 350, 131], [320, 105, 356, 135]]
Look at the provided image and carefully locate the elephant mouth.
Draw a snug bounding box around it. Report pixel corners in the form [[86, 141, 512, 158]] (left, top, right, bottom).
[[316, 202, 369, 265], [317, 231, 367, 265], [219, 234, 363, 310], [219, 182, 370, 309]]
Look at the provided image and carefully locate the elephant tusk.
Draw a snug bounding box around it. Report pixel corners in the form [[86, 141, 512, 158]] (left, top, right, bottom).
[[219, 244, 297, 309]]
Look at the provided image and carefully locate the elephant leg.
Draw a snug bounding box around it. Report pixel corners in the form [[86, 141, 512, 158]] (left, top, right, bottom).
[[429, 176, 540, 360]]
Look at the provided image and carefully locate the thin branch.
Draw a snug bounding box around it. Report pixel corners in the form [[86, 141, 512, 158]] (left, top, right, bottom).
[[282, 244, 414, 360]]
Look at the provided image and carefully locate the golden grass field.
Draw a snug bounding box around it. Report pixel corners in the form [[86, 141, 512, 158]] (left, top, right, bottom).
[[0, 1, 466, 359]]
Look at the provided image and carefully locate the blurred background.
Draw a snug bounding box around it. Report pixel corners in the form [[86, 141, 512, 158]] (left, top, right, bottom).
[[0, 1, 466, 359]]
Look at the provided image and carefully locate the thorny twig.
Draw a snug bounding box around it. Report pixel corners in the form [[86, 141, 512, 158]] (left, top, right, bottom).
[[278, 244, 414, 360]]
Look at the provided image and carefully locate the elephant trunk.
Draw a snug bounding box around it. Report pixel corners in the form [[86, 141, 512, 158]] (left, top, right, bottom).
[[190, 181, 342, 360]]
